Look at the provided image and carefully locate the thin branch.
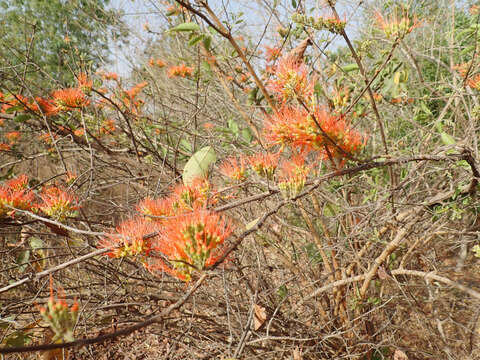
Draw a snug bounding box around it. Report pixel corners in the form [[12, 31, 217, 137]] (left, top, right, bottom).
[[0, 273, 208, 354]]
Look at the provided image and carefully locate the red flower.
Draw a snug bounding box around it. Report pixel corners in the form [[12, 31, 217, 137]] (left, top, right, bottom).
[[148, 210, 232, 281], [52, 88, 90, 110], [39, 276, 79, 343], [5, 131, 21, 144], [1, 94, 28, 113], [167, 64, 194, 78], [77, 73, 93, 93], [219, 157, 247, 181], [467, 74, 480, 90], [102, 72, 118, 81], [39, 186, 79, 221], [99, 119, 116, 135], [265, 45, 282, 62], [136, 197, 174, 219], [125, 82, 148, 99], [5, 174, 29, 190], [100, 217, 158, 258], [375, 9, 421, 39], [171, 179, 215, 211], [247, 152, 279, 180], [264, 105, 366, 160], [34, 97, 59, 116], [277, 154, 311, 198], [0, 174, 35, 217], [267, 55, 312, 102]]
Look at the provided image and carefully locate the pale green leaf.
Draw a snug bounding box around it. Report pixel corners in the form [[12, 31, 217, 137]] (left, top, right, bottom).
[[245, 217, 260, 230], [170, 22, 200, 32], [182, 146, 216, 185], [440, 132, 455, 146]]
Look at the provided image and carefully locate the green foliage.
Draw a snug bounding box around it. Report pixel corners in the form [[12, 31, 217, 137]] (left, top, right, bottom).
[[182, 145, 216, 185], [0, 0, 126, 86]]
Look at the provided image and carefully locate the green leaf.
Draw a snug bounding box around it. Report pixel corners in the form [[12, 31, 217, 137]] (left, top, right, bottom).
[[170, 22, 200, 32], [13, 114, 31, 122], [188, 34, 204, 46], [277, 285, 288, 299], [460, 45, 475, 56], [29, 237, 44, 250], [456, 28, 473, 40], [245, 217, 260, 230], [5, 105, 24, 114], [203, 35, 212, 51], [200, 60, 213, 76], [16, 250, 30, 273], [440, 132, 455, 146], [291, 0, 297, 8], [228, 118, 239, 136], [342, 63, 359, 73], [182, 146, 216, 185], [180, 138, 192, 153], [420, 102, 432, 116], [241, 128, 253, 143]]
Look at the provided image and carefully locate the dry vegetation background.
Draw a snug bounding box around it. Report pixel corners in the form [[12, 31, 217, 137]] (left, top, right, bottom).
[[1, 0, 480, 359]]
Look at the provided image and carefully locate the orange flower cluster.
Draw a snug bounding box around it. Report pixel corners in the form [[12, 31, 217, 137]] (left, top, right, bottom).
[[0, 174, 34, 217], [278, 155, 311, 198], [247, 152, 279, 180], [166, 4, 185, 16], [38, 186, 80, 221], [101, 178, 232, 281], [453, 63, 470, 78], [100, 72, 119, 81], [52, 88, 90, 110], [99, 119, 116, 135], [38, 277, 78, 342], [467, 74, 480, 90], [219, 157, 247, 181], [31, 97, 59, 116], [125, 81, 148, 99], [375, 9, 421, 39], [264, 106, 365, 160], [268, 55, 312, 102], [453, 62, 480, 90], [168, 64, 194, 78], [106, 81, 149, 115], [77, 73, 93, 93], [0, 73, 92, 118], [149, 58, 166, 68], [150, 210, 232, 281], [100, 217, 155, 259], [5, 131, 21, 144], [265, 45, 282, 62], [219, 153, 280, 182]]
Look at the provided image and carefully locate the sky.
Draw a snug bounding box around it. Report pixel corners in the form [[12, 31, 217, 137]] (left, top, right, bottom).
[[108, 0, 365, 77]]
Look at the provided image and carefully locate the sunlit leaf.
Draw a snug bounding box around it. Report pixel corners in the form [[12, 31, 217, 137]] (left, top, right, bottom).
[[170, 22, 200, 32], [182, 146, 216, 185]]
